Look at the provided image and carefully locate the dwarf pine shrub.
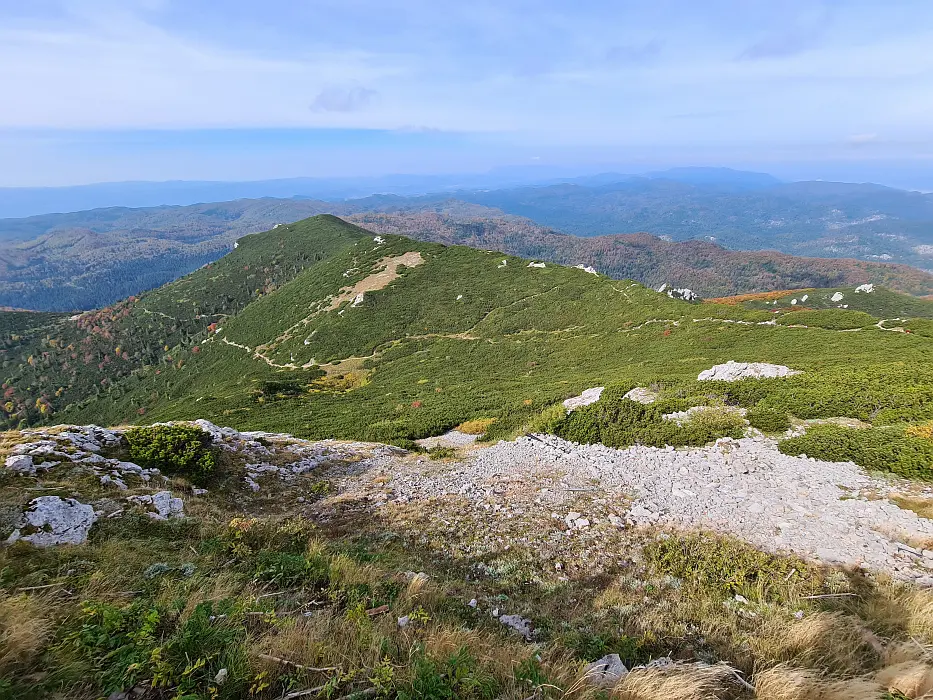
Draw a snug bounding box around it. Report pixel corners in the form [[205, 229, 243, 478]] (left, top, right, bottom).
[[124, 424, 217, 484]]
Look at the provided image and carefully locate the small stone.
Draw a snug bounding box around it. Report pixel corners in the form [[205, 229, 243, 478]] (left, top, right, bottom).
[[468, 598, 477, 608], [397, 616, 410, 628], [499, 614, 534, 640], [215, 668, 228, 685], [4, 454, 35, 474], [584, 653, 629, 688]]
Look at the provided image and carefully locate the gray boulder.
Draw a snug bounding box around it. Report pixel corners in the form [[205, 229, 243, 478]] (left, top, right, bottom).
[[8, 496, 97, 546], [127, 491, 184, 520]]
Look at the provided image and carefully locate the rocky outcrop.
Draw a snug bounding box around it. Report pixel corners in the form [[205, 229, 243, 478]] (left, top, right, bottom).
[[8, 496, 97, 546], [698, 361, 801, 382]]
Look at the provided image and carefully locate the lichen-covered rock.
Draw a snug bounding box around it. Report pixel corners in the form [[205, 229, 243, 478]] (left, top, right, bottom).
[[698, 361, 801, 382], [584, 654, 629, 687], [9, 496, 97, 546], [498, 613, 534, 639]]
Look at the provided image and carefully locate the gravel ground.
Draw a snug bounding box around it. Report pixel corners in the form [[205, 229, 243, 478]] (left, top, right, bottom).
[[327, 433, 933, 584]]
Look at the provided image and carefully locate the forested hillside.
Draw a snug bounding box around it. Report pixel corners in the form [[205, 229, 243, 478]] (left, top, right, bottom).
[[349, 211, 933, 297], [456, 178, 933, 268]]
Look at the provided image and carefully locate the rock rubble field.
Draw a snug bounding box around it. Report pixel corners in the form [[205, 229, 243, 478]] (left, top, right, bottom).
[[5, 419, 933, 585], [331, 432, 933, 584]]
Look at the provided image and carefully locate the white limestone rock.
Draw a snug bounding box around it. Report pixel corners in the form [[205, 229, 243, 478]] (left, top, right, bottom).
[[623, 387, 658, 404], [5, 454, 35, 474], [698, 361, 801, 382], [563, 387, 605, 412], [10, 496, 97, 546]]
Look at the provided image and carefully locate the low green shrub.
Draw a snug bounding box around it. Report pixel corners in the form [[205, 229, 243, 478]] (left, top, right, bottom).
[[776, 309, 877, 330], [554, 387, 744, 449], [778, 425, 933, 480], [746, 405, 791, 433], [399, 647, 499, 700], [427, 445, 457, 460], [252, 550, 330, 587], [644, 532, 820, 599], [62, 599, 249, 698], [124, 424, 217, 484]]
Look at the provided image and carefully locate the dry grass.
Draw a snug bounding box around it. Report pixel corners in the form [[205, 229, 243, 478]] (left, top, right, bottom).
[[876, 660, 933, 697], [862, 585, 933, 644], [324, 252, 425, 311], [754, 665, 882, 700], [751, 612, 882, 674], [0, 593, 51, 674], [906, 422, 933, 442], [455, 418, 497, 435], [609, 663, 735, 700], [892, 494, 933, 521]]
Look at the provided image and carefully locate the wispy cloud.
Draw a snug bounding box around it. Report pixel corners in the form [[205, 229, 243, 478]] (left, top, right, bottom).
[[736, 3, 832, 60], [847, 133, 880, 147], [311, 86, 378, 113]]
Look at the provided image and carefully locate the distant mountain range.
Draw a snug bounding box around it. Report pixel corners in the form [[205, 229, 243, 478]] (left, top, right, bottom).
[[3, 168, 933, 311]]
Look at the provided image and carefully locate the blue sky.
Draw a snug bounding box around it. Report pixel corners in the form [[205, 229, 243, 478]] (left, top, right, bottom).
[[1, 0, 932, 186]]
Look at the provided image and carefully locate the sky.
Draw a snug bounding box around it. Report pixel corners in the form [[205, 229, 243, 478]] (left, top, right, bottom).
[[1, 0, 932, 187]]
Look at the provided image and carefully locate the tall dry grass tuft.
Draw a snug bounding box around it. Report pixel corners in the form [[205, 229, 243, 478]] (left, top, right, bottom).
[[0, 593, 51, 674], [752, 612, 881, 674], [875, 661, 933, 698], [753, 665, 882, 700], [254, 610, 386, 672], [610, 663, 733, 700]]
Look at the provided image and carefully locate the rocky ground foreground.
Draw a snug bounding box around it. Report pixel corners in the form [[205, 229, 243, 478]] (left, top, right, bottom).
[[6, 419, 933, 585]]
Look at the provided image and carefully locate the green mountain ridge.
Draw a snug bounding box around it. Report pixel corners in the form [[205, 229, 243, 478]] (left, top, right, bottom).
[[3, 215, 933, 452], [5, 189, 933, 311]]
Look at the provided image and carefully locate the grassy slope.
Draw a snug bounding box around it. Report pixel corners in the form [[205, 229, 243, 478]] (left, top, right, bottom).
[[0, 216, 367, 427], [25, 217, 927, 449]]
